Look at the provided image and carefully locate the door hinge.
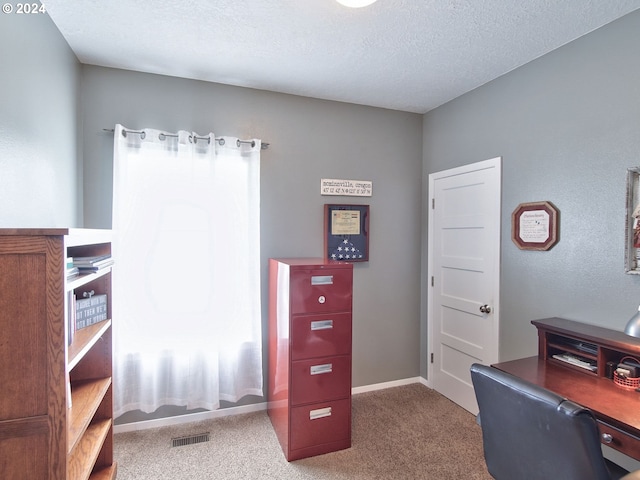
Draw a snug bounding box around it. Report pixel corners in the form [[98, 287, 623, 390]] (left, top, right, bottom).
[[430, 353, 434, 364], [432, 198, 435, 209], [431, 276, 434, 287]]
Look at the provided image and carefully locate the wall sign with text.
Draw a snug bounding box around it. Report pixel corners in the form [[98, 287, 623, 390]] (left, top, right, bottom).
[[321, 178, 372, 197], [511, 201, 559, 251]]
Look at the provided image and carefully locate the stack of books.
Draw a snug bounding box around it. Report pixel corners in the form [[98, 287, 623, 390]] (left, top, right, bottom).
[[72, 254, 114, 273], [66, 257, 79, 279]]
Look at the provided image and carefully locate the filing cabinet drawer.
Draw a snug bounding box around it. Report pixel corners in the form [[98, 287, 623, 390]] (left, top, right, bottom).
[[290, 355, 351, 406], [598, 421, 640, 459], [291, 312, 352, 361], [290, 268, 353, 314], [290, 398, 351, 451]]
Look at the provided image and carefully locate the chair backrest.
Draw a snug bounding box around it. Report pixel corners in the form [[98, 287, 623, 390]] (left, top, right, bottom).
[[470, 363, 613, 480]]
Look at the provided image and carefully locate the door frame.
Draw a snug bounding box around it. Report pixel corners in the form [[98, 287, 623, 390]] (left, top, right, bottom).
[[426, 157, 502, 387]]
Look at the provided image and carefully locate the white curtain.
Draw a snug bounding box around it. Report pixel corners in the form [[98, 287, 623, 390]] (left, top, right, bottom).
[[111, 124, 263, 417]]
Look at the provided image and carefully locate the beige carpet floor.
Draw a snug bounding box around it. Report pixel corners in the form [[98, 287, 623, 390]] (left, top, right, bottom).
[[114, 383, 492, 479]]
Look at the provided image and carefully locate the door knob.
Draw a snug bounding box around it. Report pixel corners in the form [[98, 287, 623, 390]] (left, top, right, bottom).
[[479, 304, 492, 314]]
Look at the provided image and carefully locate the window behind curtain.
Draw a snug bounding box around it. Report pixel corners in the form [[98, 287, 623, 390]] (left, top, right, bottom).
[[111, 125, 263, 417]]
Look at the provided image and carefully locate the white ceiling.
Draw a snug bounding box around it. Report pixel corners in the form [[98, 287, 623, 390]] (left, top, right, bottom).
[[43, 0, 640, 114]]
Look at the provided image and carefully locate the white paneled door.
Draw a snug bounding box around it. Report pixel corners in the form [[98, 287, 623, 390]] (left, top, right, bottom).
[[427, 158, 501, 414]]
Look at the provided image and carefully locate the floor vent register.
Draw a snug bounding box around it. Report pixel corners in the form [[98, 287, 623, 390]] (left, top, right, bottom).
[[171, 432, 211, 448]]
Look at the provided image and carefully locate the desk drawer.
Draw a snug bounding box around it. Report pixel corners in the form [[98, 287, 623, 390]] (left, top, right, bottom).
[[598, 421, 640, 459]]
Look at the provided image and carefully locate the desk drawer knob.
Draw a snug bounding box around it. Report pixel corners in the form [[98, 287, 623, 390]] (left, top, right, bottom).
[[602, 433, 613, 444]]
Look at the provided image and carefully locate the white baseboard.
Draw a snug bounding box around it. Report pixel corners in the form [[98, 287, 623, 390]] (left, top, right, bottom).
[[114, 376, 430, 434], [351, 376, 424, 394], [114, 402, 267, 434]]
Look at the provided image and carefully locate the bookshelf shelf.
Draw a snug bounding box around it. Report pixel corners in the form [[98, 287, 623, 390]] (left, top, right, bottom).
[[67, 266, 112, 292], [68, 320, 112, 370], [68, 378, 112, 454], [68, 419, 112, 479], [90, 466, 118, 480], [0, 228, 116, 479]]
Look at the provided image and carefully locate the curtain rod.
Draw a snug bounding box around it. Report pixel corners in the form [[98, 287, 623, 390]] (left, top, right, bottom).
[[103, 128, 270, 150]]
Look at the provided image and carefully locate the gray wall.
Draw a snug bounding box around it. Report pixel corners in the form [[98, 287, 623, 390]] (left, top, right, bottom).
[[0, 13, 81, 227], [421, 10, 640, 375], [80, 66, 424, 396], [1, 12, 423, 422], [7, 5, 640, 425]]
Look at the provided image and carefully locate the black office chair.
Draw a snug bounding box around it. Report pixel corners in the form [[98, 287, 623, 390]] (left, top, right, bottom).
[[470, 363, 640, 480]]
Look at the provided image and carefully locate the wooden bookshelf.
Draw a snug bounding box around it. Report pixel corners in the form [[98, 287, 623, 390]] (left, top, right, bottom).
[[0, 228, 116, 479]]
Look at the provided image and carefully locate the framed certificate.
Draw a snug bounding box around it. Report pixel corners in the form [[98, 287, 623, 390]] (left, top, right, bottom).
[[324, 204, 369, 262], [625, 167, 640, 274], [511, 201, 559, 251]]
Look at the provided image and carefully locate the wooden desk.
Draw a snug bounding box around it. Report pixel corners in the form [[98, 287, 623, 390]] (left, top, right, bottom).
[[494, 317, 640, 460]]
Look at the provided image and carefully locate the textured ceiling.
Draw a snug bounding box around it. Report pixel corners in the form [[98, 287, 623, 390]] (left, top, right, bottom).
[[42, 0, 640, 113]]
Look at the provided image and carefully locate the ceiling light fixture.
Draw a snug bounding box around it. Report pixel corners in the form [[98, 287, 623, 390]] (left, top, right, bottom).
[[336, 0, 378, 8]]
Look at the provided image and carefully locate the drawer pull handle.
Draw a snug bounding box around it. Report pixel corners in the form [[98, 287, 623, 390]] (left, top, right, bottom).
[[318, 295, 326, 304], [310, 363, 333, 375], [310, 407, 332, 420], [311, 320, 334, 331], [602, 433, 613, 444], [312, 275, 334, 285]]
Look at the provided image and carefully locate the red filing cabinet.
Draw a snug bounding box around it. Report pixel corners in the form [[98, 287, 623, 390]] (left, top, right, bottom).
[[268, 258, 353, 461]]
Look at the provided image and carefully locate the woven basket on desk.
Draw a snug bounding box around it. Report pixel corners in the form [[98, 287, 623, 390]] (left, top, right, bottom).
[[613, 356, 640, 390]]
